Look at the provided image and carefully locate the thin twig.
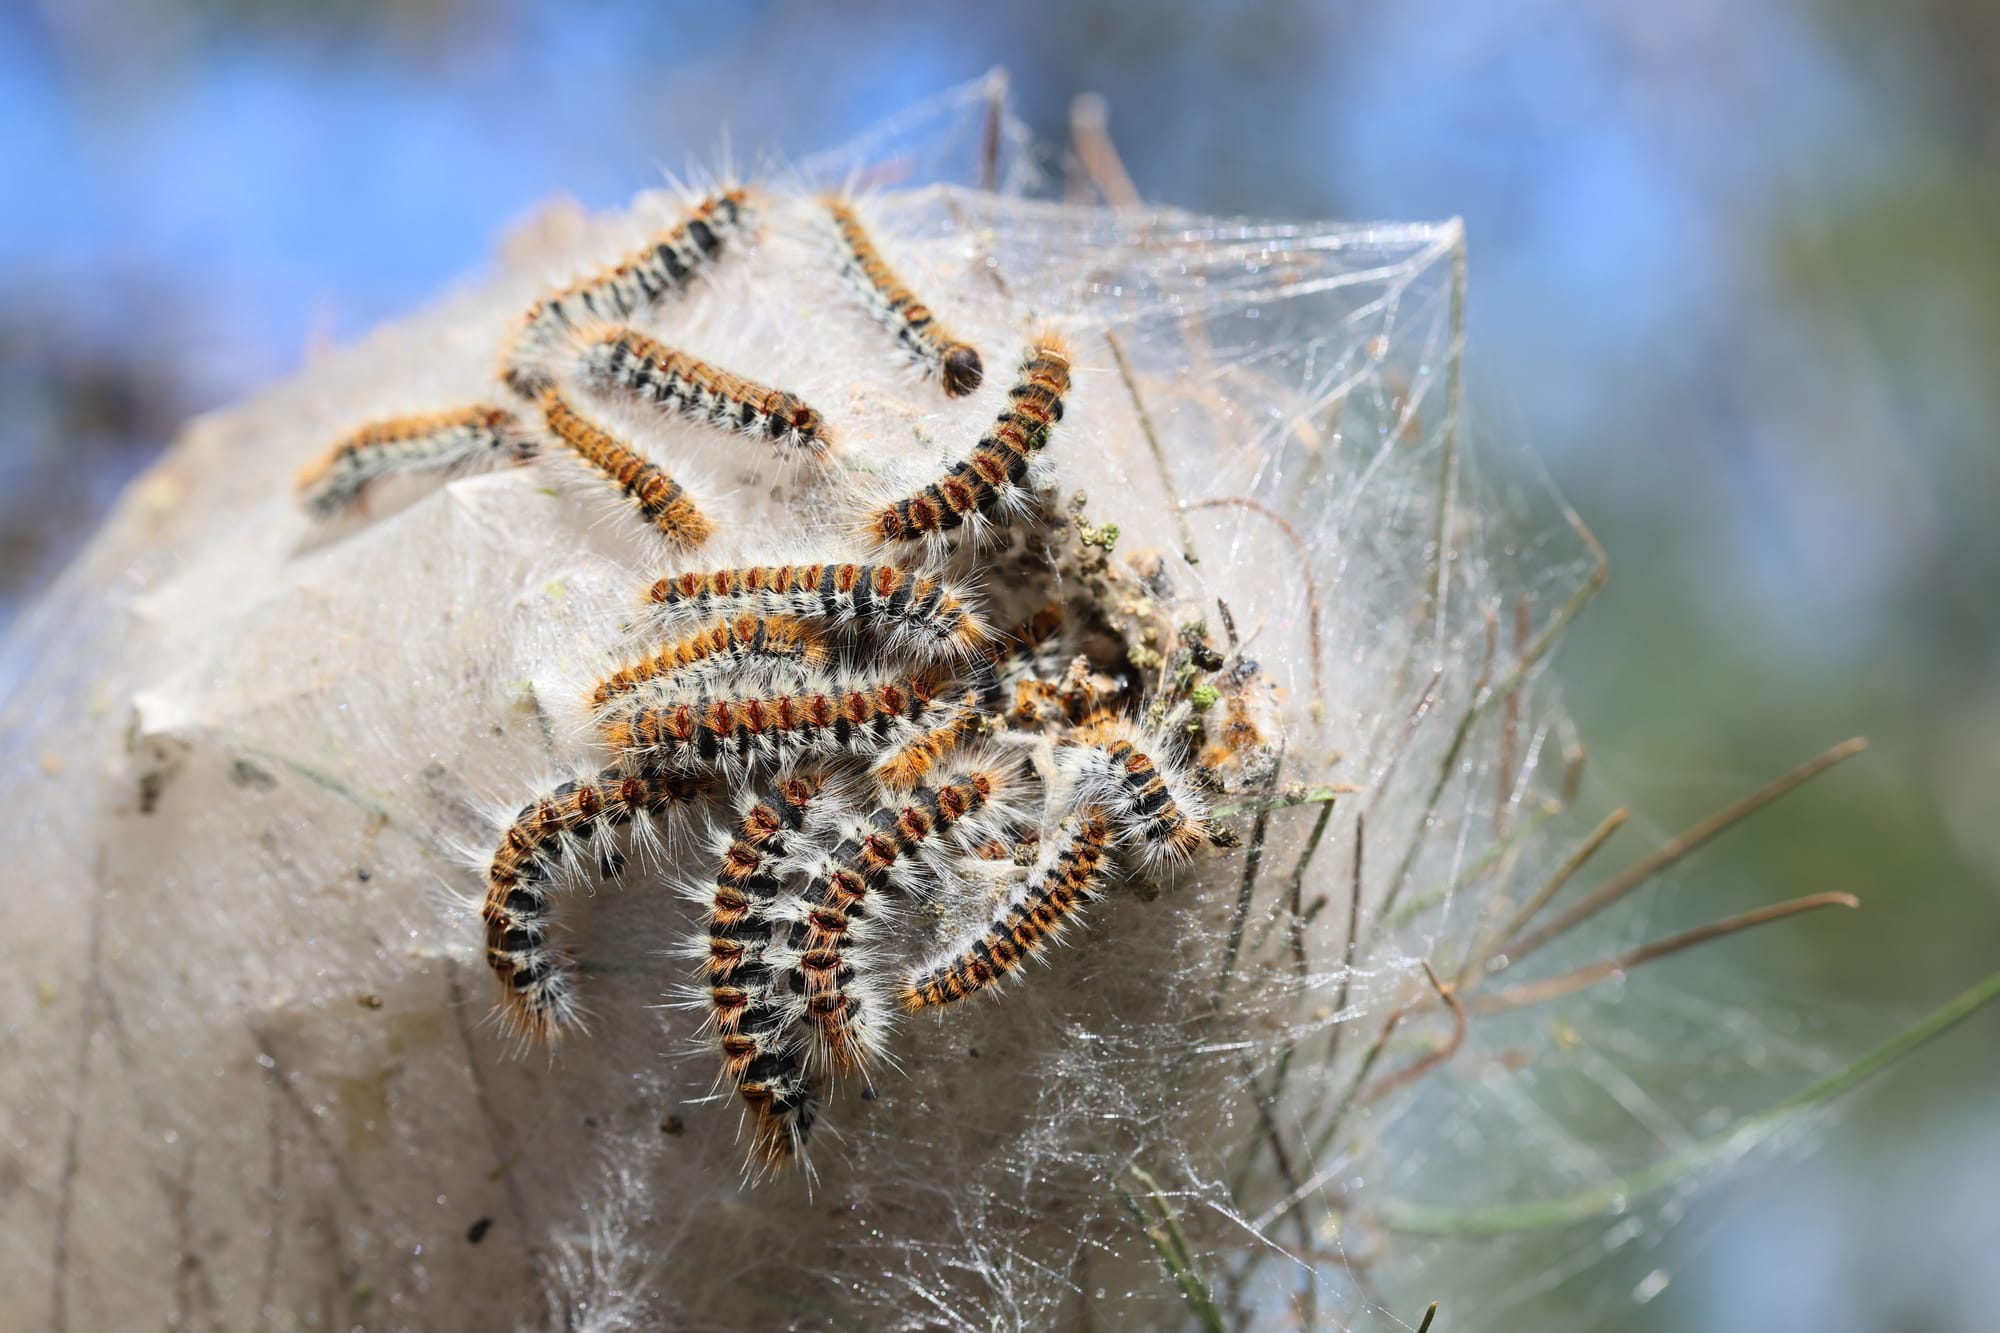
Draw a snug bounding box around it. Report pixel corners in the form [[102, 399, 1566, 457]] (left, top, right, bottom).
[[1214, 752, 1285, 998], [1361, 962, 1467, 1103], [1323, 815, 1367, 1072], [1364, 666, 1447, 820], [1285, 802, 1335, 983], [1473, 892, 1861, 1015], [1382, 802, 1561, 932], [1461, 806, 1629, 987], [1309, 1010, 1401, 1164], [1235, 1055, 1318, 1324], [1210, 783, 1356, 822], [979, 68, 1007, 192], [1108, 330, 1201, 565], [1120, 1164, 1226, 1331], [1416, 1300, 1440, 1333], [1504, 738, 1867, 961], [1496, 595, 1530, 834], [1419, 224, 1468, 641], [1374, 508, 1609, 928], [1379, 963, 2000, 1236], [1069, 93, 1142, 208]]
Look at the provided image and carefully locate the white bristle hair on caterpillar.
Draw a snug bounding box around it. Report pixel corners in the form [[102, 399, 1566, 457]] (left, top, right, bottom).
[[477, 763, 712, 1044]]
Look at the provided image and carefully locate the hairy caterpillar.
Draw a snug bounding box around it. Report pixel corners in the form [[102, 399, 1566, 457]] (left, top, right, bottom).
[[539, 390, 713, 548], [865, 332, 1071, 545], [588, 614, 831, 714], [641, 562, 986, 660], [574, 324, 831, 456], [504, 189, 754, 393], [296, 405, 537, 518], [596, 670, 961, 775], [684, 774, 828, 1171], [821, 196, 983, 397], [773, 770, 1005, 1074], [901, 805, 1116, 1008], [1064, 724, 1212, 866], [482, 766, 710, 1041]]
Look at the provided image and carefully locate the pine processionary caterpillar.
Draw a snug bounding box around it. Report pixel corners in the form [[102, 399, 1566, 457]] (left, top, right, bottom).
[[540, 390, 713, 549], [588, 614, 831, 714], [900, 805, 1116, 1009], [576, 325, 831, 456], [598, 671, 959, 774], [482, 766, 710, 1041], [641, 562, 986, 659], [869, 607, 1064, 790], [868, 693, 984, 792], [296, 405, 538, 518], [687, 774, 827, 1171], [821, 196, 983, 397], [504, 189, 755, 393], [865, 332, 1071, 545], [1066, 729, 1211, 866], [779, 771, 1001, 1073]]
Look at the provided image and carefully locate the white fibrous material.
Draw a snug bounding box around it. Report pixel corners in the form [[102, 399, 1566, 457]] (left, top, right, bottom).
[[0, 79, 1854, 1331]]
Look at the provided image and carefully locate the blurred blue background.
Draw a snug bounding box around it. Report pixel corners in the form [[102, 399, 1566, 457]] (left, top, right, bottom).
[[4, 1, 1997, 1327]]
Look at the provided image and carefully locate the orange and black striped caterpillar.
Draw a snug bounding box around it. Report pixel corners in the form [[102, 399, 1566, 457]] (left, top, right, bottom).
[[291, 184, 1265, 1177], [867, 332, 1072, 545], [822, 196, 983, 397]]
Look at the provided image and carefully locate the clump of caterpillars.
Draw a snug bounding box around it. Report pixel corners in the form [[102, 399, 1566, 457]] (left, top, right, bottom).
[[290, 184, 1277, 1177]]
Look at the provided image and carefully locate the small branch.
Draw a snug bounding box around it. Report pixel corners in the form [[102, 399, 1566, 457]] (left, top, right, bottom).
[[1109, 330, 1201, 565], [1210, 783, 1356, 822], [1214, 753, 1285, 999], [1069, 93, 1142, 208], [1323, 815, 1367, 1071], [979, 68, 1007, 192], [1473, 892, 1861, 1015], [1120, 1164, 1226, 1332], [1379, 963, 2000, 1236], [1374, 510, 1606, 926], [1463, 807, 1629, 986], [1504, 737, 1868, 961], [1361, 962, 1467, 1103]]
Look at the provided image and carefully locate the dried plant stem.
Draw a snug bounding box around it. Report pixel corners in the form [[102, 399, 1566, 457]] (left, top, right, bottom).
[[1178, 496, 1328, 703], [1107, 330, 1201, 564], [1361, 963, 1467, 1103], [1459, 806, 1630, 987], [1069, 94, 1142, 208], [1324, 815, 1367, 1072], [1503, 737, 1868, 962], [1378, 963, 2000, 1236], [1472, 892, 1860, 1015], [1120, 1163, 1226, 1332], [1210, 783, 1355, 822], [1374, 506, 1609, 929], [1214, 757, 1286, 999], [1309, 1011, 1403, 1166], [1382, 803, 1561, 932]]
